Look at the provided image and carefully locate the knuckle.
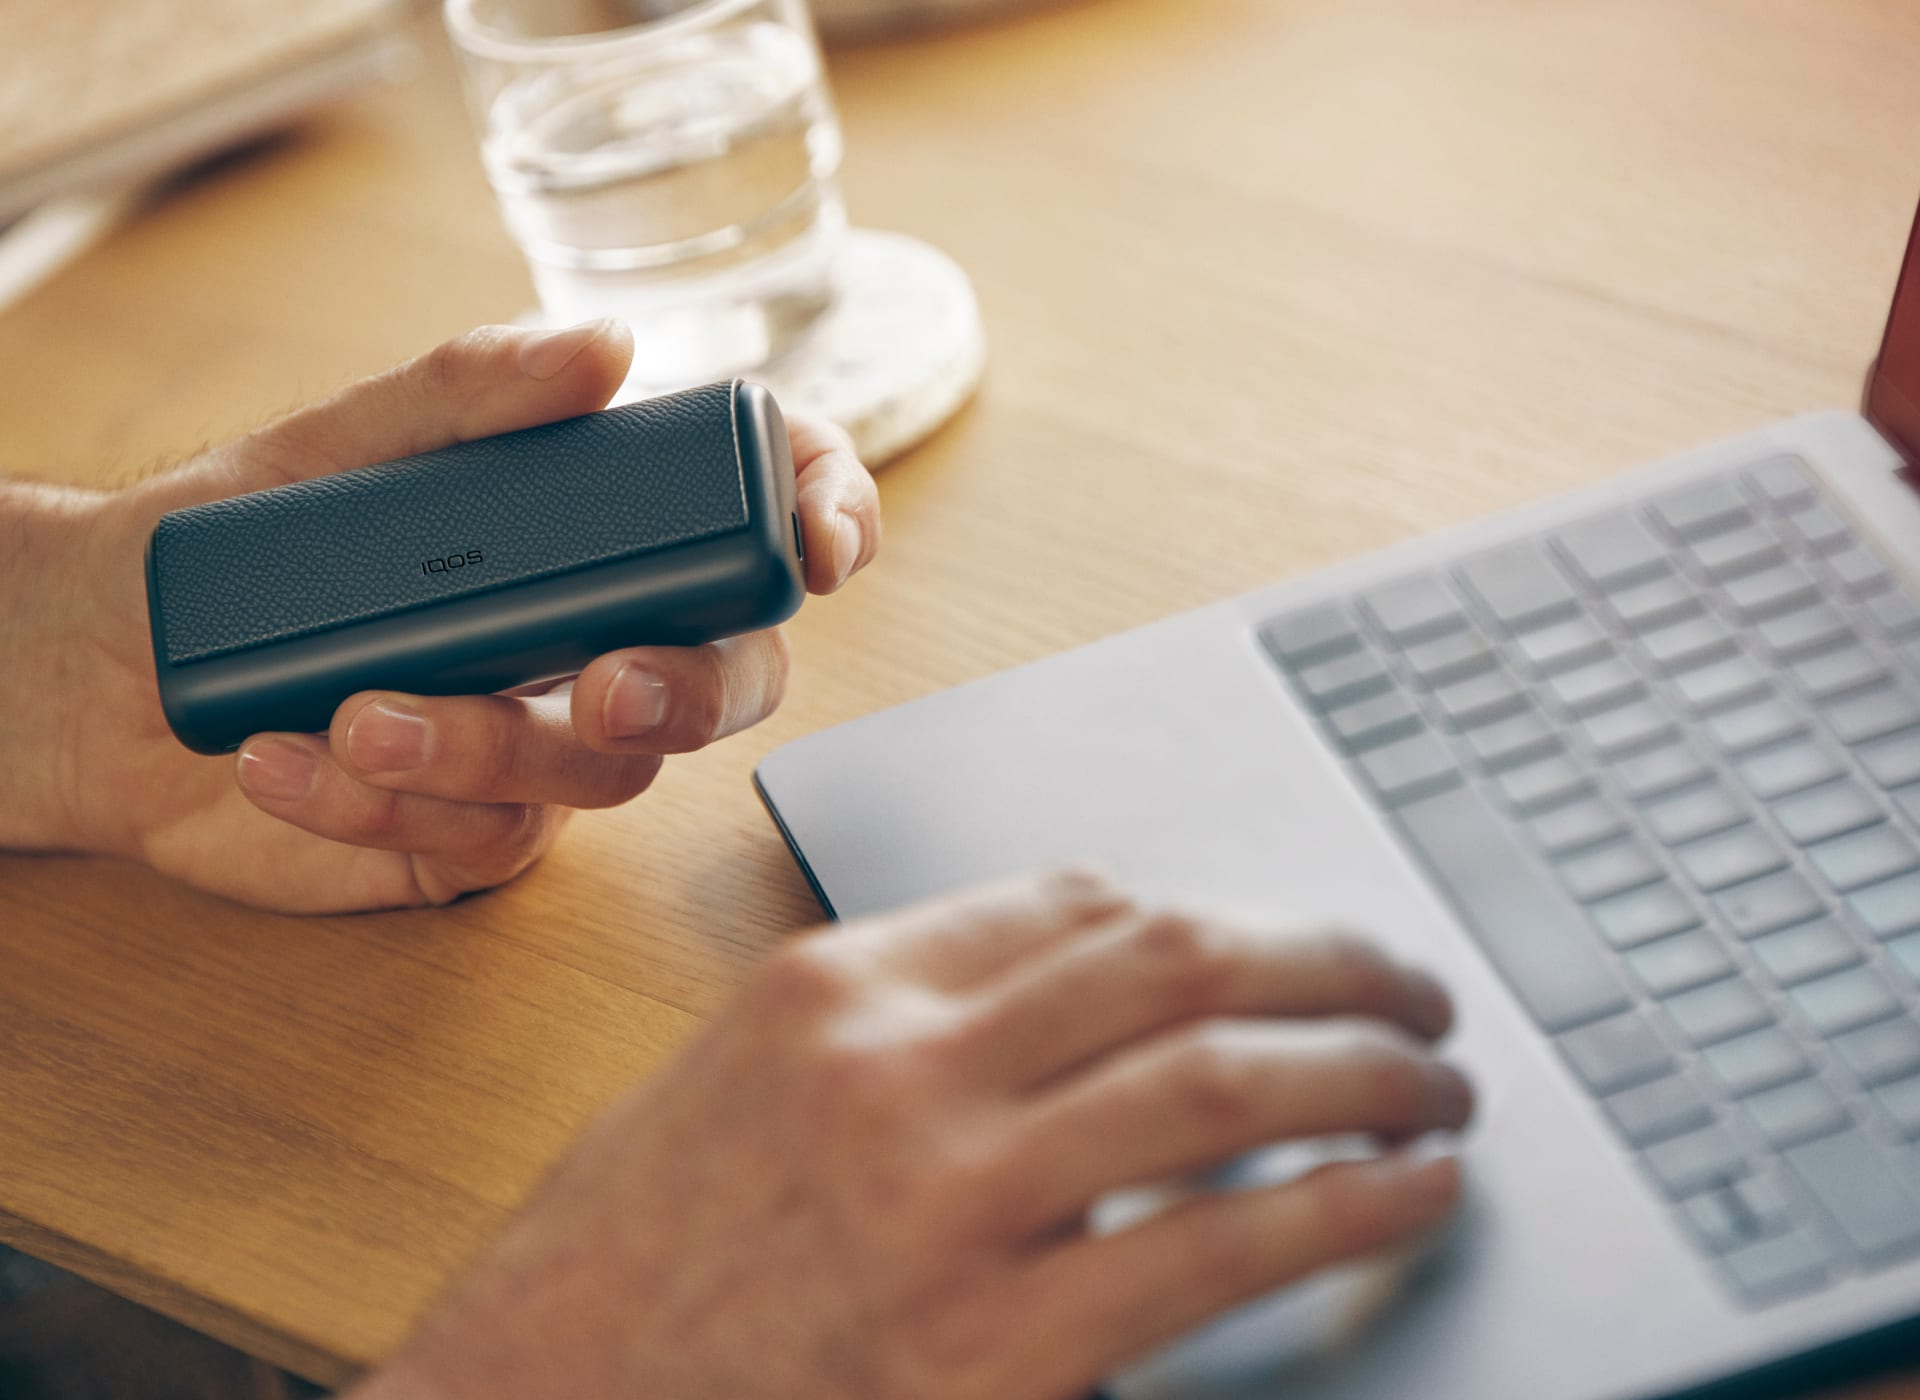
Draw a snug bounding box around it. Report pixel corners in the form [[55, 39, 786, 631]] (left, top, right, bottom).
[[1133, 911, 1236, 1009], [759, 938, 859, 1019], [487, 803, 550, 867], [418, 326, 508, 397], [1317, 929, 1401, 1011], [1041, 866, 1128, 915], [679, 650, 732, 745], [463, 707, 524, 794], [606, 754, 664, 806], [1344, 1032, 1432, 1122], [352, 787, 409, 844], [1165, 1026, 1260, 1131]]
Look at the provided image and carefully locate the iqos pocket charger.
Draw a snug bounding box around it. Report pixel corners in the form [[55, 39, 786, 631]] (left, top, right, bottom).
[[146, 380, 805, 754]]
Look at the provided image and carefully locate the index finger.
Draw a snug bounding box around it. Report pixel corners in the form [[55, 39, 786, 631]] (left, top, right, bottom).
[[831, 869, 1134, 991]]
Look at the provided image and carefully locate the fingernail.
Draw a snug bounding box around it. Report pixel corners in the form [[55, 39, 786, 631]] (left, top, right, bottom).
[[830, 510, 860, 588], [236, 738, 318, 802], [347, 699, 432, 773], [518, 318, 617, 380], [604, 663, 669, 738]]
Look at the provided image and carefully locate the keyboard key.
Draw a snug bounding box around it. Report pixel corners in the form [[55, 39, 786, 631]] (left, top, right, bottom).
[[1773, 780, 1883, 847], [1463, 712, 1559, 771], [1785, 1130, 1920, 1264], [1641, 614, 1737, 672], [1849, 872, 1920, 939], [1457, 543, 1578, 632], [1719, 1231, 1829, 1303], [1822, 684, 1920, 746], [1888, 932, 1920, 984], [1675, 655, 1769, 713], [1732, 1173, 1793, 1236], [1745, 456, 1816, 511], [1298, 650, 1392, 709], [1402, 631, 1498, 687], [1647, 782, 1747, 847], [1608, 1075, 1714, 1147], [1674, 824, 1786, 891], [1702, 1028, 1810, 1098], [1691, 524, 1783, 579], [1832, 1019, 1920, 1086], [1783, 504, 1853, 553], [1682, 1187, 1749, 1254], [1807, 825, 1918, 892], [1894, 784, 1920, 829], [1865, 590, 1920, 639], [1713, 871, 1825, 940], [1615, 742, 1710, 802], [1755, 604, 1851, 661], [1736, 738, 1840, 800], [1645, 1122, 1747, 1196], [1559, 837, 1662, 903], [1824, 543, 1893, 597], [1357, 731, 1459, 805], [1555, 512, 1669, 589], [1581, 700, 1673, 759], [1610, 574, 1701, 630], [1790, 644, 1887, 702], [1515, 616, 1612, 675], [1722, 561, 1820, 622], [1750, 919, 1859, 985], [1874, 1077, 1920, 1138], [1392, 784, 1633, 1032], [1743, 1079, 1849, 1148], [1590, 882, 1699, 949], [1432, 670, 1528, 729], [1497, 755, 1591, 814], [1361, 575, 1467, 644], [1530, 798, 1625, 857], [1665, 978, 1773, 1047], [1560, 1011, 1674, 1094], [1547, 658, 1643, 717], [1627, 930, 1734, 997], [1327, 690, 1424, 752], [1858, 728, 1920, 789], [1704, 697, 1802, 755], [1260, 606, 1359, 668], [1654, 480, 1750, 540], [1790, 967, 1899, 1035]]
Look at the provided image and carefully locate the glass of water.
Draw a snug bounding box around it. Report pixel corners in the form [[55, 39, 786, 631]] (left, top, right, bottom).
[[445, 0, 847, 389]]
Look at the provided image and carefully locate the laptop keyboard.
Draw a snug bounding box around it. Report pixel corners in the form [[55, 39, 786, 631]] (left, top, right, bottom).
[[1259, 454, 1920, 1307]]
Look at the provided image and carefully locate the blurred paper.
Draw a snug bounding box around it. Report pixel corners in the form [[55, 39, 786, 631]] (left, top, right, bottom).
[[0, 0, 407, 222]]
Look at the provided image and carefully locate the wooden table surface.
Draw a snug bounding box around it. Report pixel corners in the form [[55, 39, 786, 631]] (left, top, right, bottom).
[[4, 0, 1920, 1390]]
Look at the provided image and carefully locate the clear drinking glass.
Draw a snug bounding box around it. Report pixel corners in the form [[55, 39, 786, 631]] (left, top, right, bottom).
[[445, 0, 847, 388]]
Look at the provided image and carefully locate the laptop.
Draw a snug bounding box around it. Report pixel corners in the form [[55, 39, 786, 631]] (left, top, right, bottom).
[[754, 207, 1920, 1399]]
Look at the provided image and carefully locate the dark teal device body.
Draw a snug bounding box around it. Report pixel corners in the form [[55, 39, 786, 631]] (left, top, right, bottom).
[[145, 380, 804, 754]]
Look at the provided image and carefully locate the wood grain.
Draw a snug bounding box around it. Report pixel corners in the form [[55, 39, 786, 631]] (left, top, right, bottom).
[[3, 0, 1920, 1388]]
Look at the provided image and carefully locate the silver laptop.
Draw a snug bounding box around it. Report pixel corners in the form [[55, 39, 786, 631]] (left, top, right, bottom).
[[754, 210, 1920, 1399]]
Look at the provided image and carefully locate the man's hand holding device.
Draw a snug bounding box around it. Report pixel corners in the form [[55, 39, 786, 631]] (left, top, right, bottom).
[[0, 319, 879, 911]]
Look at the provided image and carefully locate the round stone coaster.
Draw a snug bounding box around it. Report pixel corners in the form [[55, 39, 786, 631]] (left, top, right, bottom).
[[520, 229, 986, 470]]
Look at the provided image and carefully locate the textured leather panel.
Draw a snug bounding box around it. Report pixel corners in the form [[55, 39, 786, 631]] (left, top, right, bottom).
[[153, 384, 749, 665]]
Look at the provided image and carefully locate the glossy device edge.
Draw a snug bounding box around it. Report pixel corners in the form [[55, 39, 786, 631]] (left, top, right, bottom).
[[146, 381, 803, 755]]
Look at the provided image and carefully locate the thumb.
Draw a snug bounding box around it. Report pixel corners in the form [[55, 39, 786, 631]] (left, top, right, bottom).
[[182, 319, 635, 504]]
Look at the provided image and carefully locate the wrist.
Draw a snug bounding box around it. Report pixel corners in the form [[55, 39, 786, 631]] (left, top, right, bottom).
[[0, 480, 120, 853]]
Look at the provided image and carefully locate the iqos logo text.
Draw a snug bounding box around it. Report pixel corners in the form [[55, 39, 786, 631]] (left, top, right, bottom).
[[421, 549, 484, 575]]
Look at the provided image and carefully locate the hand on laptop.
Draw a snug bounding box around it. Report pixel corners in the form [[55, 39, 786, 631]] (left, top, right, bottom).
[[353, 872, 1472, 1400], [0, 321, 880, 911]]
